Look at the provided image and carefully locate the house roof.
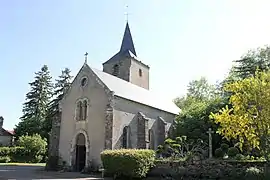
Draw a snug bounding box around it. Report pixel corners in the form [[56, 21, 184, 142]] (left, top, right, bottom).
[[91, 66, 180, 115]]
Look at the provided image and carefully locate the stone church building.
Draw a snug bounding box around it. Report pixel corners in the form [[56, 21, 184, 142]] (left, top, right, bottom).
[[49, 22, 180, 171]]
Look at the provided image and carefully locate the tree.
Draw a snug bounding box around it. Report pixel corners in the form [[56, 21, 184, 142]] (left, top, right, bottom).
[[45, 68, 73, 140], [210, 71, 270, 157], [15, 65, 53, 139], [231, 45, 270, 80], [174, 77, 228, 150]]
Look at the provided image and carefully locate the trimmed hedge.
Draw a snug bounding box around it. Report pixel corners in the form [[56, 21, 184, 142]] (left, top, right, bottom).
[[101, 149, 155, 178]]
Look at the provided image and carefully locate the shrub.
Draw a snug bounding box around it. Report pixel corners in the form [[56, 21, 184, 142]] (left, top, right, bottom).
[[220, 143, 229, 153], [215, 148, 224, 158], [245, 167, 264, 179], [0, 156, 11, 163], [16, 134, 47, 163], [0, 147, 10, 156], [101, 149, 155, 178], [235, 153, 245, 160], [228, 147, 239, 157]]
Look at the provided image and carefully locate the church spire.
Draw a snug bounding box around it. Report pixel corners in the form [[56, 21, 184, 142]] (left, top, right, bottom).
[[120, 22, 137, 56]]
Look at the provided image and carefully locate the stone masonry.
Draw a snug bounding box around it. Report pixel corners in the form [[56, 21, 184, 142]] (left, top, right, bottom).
[[104, 91, 114, 149], [137, 112, 149, 149], [157, 116, 167, 146]]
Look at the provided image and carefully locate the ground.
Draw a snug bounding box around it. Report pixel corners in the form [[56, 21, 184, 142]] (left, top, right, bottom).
[[0, 164, 107, 180]]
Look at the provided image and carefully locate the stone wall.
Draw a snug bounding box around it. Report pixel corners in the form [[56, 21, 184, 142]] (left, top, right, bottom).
[[46, 110, 61, 170]]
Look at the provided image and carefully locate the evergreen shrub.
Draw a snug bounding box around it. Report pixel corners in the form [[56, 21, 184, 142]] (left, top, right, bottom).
[[215, 148, 224, 158], [228, 147, 239, 157], [101, 149, 155, 178]]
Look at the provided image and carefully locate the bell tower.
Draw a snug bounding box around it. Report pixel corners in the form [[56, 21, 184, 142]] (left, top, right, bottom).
[[103, 22, 150, 90]]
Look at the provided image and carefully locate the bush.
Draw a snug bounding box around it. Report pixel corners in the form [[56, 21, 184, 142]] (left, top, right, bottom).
[[245, 167, 264, 179], [0, 156, 11, 163], [220, 143, 229, 153], [228, 147, 239, 157], [101, 149, 155, 178], [215, 148, 224, 158], [16, 134, 47, 163], [0, 147, 10, 156]]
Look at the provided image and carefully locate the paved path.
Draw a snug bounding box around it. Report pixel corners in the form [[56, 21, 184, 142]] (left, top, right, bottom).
[[0, 165, 106, 180]]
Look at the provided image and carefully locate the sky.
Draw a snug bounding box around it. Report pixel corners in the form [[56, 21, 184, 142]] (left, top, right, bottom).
[[1, 0, 270, 130]]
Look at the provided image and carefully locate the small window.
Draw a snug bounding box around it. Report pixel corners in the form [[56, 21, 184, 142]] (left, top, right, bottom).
[[113, 64, 120, 76], [81, 77, 87, 87], [139, 69, 142, 77]]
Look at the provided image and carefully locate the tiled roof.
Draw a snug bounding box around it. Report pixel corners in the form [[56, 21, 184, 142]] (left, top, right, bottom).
[[91, 66, 180, 115]]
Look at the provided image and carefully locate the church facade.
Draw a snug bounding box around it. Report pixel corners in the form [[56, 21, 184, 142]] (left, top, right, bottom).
[[48, 22, 180, 171]]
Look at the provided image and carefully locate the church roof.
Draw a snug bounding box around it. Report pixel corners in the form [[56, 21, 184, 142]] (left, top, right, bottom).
[[91, 66, 180, 115], [103, 22, 138, 65], [120, 22, 137, 56]]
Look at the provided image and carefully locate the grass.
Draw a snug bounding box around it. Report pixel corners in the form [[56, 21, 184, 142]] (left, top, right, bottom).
[[0, 162, 46, 166]]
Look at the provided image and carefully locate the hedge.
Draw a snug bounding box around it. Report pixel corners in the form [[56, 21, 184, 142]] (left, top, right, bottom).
[[101, 149, 155, 178], [0, 146, 42, 163]]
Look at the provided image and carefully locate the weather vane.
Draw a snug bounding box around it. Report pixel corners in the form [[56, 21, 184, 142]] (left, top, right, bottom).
[[84, 52, 88, 64]]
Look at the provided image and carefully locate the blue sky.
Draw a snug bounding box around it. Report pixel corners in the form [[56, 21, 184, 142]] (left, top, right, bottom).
[[1, 0, 270, 130]]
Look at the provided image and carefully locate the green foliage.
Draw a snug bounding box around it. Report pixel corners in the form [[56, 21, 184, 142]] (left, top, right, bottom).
[[0, 147, 10, 156], [16, 134, 47, 162], [221, 143, 229, 153], [174, 77, 229, 151], [215, 148, 224, 158], [0, 156, 11, 163], [15, 65, 53, 139], [210, 71, 270, 156], [46, 68, 73, 140], [157, 136, 206, 161], [228, 147, 239, 157], [232, 45, 270, 80], [245, 167, 264, 179], [100, 149, 155, 179]]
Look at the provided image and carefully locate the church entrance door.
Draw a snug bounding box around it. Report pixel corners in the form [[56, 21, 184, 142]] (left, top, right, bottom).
[[75, 133, 86, 171]]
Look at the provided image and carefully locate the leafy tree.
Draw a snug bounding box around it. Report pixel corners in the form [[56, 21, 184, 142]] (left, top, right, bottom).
[[230, 45, 270, 80], [174, 77, 229, 150], [17, 134, 47, 163], [210, 71, 270, 158], [45, 68, 72, 140], [15, 65, 53, 139]]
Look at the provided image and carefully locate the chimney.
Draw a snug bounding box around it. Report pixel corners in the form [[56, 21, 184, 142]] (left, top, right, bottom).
[[0, 116, 3, 128]]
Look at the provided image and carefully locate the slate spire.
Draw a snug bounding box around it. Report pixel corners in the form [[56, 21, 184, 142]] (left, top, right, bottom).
[[120, 22, 137, 56]]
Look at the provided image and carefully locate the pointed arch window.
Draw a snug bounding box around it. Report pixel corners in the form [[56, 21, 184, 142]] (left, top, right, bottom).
[[112, 64, 120, 76], [123, 126, 130, 148]]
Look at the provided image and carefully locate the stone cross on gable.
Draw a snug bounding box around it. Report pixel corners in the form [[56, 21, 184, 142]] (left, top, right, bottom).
[[207, 128, 214, 158], [84, 52, 88, 64]]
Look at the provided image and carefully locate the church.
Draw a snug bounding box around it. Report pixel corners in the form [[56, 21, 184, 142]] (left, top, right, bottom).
[[48, 22, 180, 171]]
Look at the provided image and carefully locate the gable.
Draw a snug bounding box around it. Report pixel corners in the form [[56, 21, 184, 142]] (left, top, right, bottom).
[[60, 64, 111, 106], [0, 128, 13, 136]]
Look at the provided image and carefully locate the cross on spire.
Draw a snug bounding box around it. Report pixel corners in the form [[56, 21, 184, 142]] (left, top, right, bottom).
[[124, 5, 129, 22], [84, 52, 88, 64]]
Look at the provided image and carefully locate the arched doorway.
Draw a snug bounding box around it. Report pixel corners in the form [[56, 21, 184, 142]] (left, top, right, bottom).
[[75, 133, 86, 171]]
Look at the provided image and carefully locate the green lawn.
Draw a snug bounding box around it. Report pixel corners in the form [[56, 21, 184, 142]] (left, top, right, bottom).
[[0, 163, 46, 166]]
